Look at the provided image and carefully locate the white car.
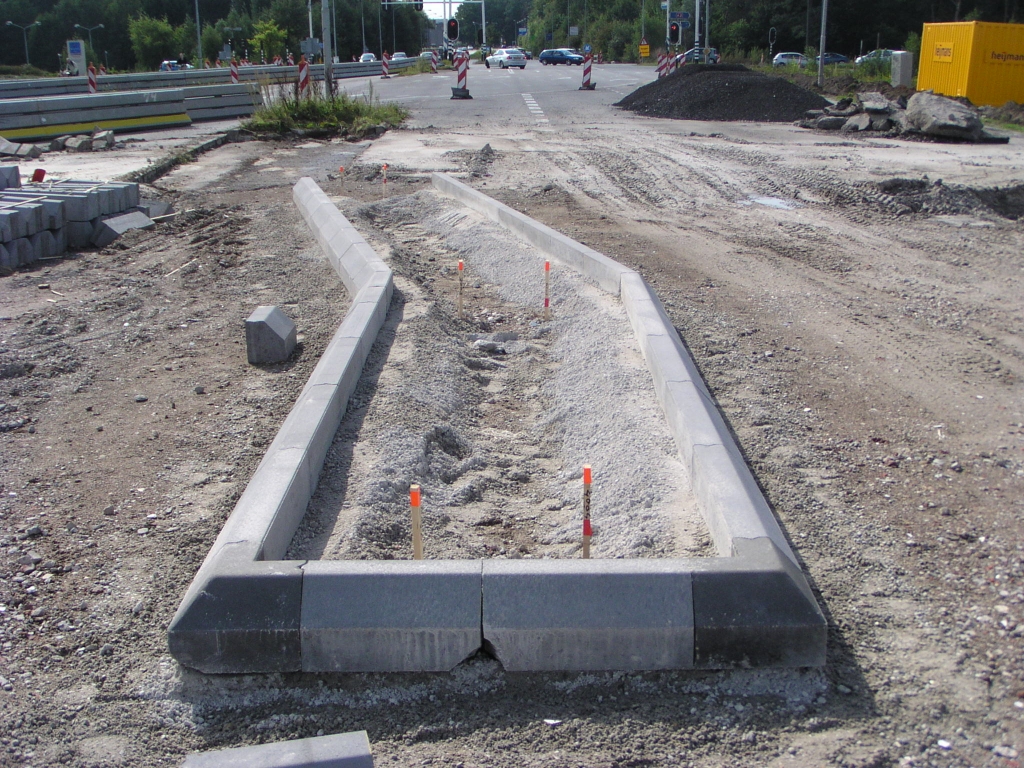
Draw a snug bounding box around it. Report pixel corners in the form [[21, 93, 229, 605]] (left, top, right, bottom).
[[772, 52, 808, 68], [391, 51, 408, 59], [359, 52, 376, 63], [485, 48, 527, 69]]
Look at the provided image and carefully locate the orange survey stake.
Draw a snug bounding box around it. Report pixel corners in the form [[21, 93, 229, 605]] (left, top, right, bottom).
[[410, 485, 421, 506], [583, 465, 592, 484]]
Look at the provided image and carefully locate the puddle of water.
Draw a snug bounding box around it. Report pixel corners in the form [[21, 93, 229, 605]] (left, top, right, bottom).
[[745, 195, 800, 210]]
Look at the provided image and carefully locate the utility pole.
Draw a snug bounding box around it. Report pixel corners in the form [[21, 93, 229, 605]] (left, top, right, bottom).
[[308, 0, 314, 38], [321, 0, 332, 92], [194, 0, 203, 64], [817, 0, 829, 87]]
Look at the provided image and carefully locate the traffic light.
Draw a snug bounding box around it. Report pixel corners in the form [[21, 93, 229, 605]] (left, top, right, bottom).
[[414, 0, 422, 9], [668, 22, 682, 46], [446, 18, 459, 41], [476, 27, 483, 45]]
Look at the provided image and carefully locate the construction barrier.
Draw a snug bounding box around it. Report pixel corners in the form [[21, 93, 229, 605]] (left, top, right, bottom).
[[430, 51, 438, 74], [230, 59, 239, 84], [87, 65, 97, 94], [657, 53, 668, 77], [451, 53, 471, 99], [382, 53, 390, 79], [298, 56, 310, 97], [580, 54, 595, 90]]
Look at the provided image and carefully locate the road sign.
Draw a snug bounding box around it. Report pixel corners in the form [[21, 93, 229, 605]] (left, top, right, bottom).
[[300, 37, 320, 57], [639, 44, 650, 57], [640, 36, 648, 45], [569, 26, 579, 36], [660, 2, 668, 8], [669, 11, 688, 18], [546, 32, 553, 41], [518, 27, 527, 36], [583, 43, 592, 53], [679, 21, 691, 28]]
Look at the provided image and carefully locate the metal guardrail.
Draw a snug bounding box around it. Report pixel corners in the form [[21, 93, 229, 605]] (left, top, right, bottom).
[[0, 59, 419, 100]]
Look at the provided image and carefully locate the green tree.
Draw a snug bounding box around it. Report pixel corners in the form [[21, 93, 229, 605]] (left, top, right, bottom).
[[128, 14, 175, 69], [202, 23, 224, 63], [249, 19, 287, 62]]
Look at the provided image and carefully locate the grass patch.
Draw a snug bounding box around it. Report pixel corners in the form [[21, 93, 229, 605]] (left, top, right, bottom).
[[0, 64, 54, 78], [983, 119, 1024, 133], [243, 88, 408, 137]]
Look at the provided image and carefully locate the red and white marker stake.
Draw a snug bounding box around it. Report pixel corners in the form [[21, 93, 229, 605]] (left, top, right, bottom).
[[582, 465, 592, 559], [298, 55, 310, 97], [230, 58, 239, 84], [382, 53, 390, 79], [430, 51, 438, 74], [579, 54, 595, 90], [410, 484, 423, 560], [457, 259, 464, 318], [87, 64, 97, 94], [543, 260, 551, 320]]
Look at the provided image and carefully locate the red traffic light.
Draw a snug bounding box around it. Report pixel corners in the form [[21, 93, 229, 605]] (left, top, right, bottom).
[[668, 22, 681, 45], [446, 18, 459, 41]]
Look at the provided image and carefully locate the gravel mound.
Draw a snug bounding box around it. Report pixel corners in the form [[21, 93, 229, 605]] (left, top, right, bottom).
[[616, 64, 830, 122]]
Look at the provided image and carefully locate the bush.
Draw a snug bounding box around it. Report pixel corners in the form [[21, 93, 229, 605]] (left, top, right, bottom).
[[243, 88, 408, 136]]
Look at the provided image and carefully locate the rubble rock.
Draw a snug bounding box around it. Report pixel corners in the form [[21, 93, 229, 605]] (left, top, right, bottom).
[[815, 115, 848, 131], [841, 113, 873, 132], [65, 136, 93, 152], [906, 91, 983, 141], [92, 130, 115, 149], [857, 91, 891, 113], [870, 115, 893, 132]]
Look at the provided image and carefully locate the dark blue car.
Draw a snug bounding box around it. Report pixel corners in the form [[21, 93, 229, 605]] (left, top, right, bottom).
[[539, 48, 584, 65]]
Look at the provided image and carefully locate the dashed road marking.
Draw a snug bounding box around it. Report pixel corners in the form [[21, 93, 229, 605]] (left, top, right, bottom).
[[521, 93, 549, 124]]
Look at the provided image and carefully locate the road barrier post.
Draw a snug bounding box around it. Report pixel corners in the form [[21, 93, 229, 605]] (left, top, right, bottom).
[[230, 59, 239, 84], [656, 53, 667, 77], [298, 56, 310, 97], [382, 53, 390, 79], [451, 53, 472, 99], [579, 54, 596, 90], [87, 64, 97, 94], [430, 51, 438, 74]]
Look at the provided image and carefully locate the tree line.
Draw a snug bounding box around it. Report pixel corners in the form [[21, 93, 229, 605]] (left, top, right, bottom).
[[1, 0, 428, 71], [2, 0, 1020, 72]]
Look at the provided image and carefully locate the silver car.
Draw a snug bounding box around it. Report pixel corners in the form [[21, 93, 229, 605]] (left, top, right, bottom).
[[485, 48, 527, 69]]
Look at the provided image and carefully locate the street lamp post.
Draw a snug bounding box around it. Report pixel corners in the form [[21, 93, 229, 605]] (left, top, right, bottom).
[[74, 23, 104, 52], [6, 20, 41, 66]]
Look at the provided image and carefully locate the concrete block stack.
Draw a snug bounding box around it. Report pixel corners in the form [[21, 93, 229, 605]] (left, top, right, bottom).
[[0, 165, 149, 272]]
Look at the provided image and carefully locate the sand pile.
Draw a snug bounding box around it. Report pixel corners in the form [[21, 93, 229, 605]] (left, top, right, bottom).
[[616, 64, 830, 122]]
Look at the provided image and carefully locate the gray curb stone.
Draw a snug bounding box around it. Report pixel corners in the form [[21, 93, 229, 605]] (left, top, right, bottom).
[[181, 730, 374, 768]]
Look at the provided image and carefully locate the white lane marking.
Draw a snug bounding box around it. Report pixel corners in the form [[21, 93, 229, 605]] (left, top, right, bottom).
[[521, 93, 548, 124]]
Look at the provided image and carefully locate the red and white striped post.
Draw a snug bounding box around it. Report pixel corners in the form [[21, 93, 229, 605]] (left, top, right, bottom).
[[230, 58, 239, 84], [87, 64, 97, 94], [298, 55, 310, 97], [579, 54, 595, 90], [656, 53, 668, 77], [582, 465, 593, 558], [451, 52, 471, 99], [430, 51, 438, 74], [381, 52, 390, 79]]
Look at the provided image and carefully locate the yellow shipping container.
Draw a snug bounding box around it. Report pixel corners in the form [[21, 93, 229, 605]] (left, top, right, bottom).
[[918, 21, 1024, 107]]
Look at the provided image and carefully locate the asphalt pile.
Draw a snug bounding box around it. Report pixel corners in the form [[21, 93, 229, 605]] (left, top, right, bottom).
[[615, 64, 829, 122]]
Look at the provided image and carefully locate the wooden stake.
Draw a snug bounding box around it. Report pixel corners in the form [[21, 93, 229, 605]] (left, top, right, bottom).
[[582, 465, 592, 559], [382, 163, 388, 199], [544, 260, 551, 320], [457, 260, 464, 319], [410, 484, 423, 560]]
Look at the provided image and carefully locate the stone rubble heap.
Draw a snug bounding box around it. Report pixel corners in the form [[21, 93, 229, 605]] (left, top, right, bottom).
[[0, 166, 171, 273], [0, 128, 118, 160], [800, 90, 1008, 143]]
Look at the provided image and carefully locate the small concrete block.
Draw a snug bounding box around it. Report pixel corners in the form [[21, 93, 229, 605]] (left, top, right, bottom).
[[139, 199, 173, 218], [0, 138, 19, 157], [10, 237, 33, 267], [246, 305, 297, 364], [168, 552, 304, 674], [483, 559, 694, 671], [300, 560, 482, 672], [181, 730, 374, 768], [65, 136, 93, 152], [90, 210, 155, 247], [92, 130, 115, 148], [0, 165, 19, 189], [692, 538, 826, 668], [51, 136, 70, 150], [0, 211, 16, 242], [0, 242, 13, 271], [29, 230, 56, 260], [14, 144, 42, 159]]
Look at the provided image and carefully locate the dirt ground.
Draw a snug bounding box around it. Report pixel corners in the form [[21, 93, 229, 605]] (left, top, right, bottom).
[[2, 91, 1023, 768]]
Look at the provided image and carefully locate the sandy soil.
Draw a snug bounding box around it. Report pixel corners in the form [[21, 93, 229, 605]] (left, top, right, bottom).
[[1, 99, 1023, 767]]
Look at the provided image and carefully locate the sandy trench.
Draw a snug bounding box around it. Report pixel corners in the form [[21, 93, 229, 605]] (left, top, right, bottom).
[[288, 190, 710, 562]]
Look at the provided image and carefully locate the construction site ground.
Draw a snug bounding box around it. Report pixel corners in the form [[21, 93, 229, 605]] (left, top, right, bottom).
[[1, 67, 1023, 767]]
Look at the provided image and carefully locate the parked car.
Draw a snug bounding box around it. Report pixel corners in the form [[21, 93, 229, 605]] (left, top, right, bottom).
[[772, 51, 808, 67], [391, 51, 408, 59], [682, 47, 719, 64], [855, 48, 894, 66], [419, 50, 435, 60], [539, 48, 584, 65], [485, 48, 527, 68], [816, 52, 850, 66], [515, 47, 533, 60], [359, 52, 376, 62]]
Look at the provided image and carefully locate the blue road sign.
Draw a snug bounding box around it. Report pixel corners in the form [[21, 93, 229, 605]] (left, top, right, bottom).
[[546, 32, 553, 41], [679, 21, 691, 28], [669, 11, 690, 19], [583, 43, 592, 53], [518, 27, 527, 36]]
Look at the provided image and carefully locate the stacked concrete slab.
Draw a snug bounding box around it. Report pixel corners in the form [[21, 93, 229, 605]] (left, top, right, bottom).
[[1, 167, 145, 271], [167, 176, 825, 674]]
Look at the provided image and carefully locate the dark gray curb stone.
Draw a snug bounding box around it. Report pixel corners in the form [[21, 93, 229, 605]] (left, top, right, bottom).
[[246, 305, 298, 364], [181, 730, 373, 767]]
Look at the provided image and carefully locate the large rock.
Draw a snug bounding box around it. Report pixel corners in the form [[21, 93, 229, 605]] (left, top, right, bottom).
[[815, 115, 848, 131], [857, 91, 891, 113], [841, 113, 873, 132], [64, 136, 93, 152], [906, 91, 983, 141]]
